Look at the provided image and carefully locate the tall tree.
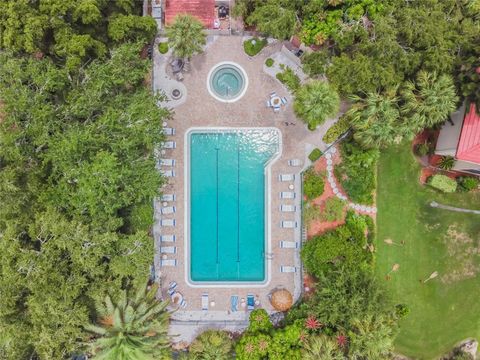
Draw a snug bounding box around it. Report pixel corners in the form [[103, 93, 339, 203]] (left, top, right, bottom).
[[86, 283, 170, 360], [293, 80, 340, 130], [166, 14, 206, 60], [188, 330, 234, 360], [246, 1, 297, 39]]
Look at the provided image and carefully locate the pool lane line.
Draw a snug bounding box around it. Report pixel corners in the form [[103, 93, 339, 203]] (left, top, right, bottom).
[[215, 147, 219, 265], [237, 146, 240, 265]]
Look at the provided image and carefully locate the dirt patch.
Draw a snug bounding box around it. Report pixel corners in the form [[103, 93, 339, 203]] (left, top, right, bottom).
[[440, 224, 480, 284]]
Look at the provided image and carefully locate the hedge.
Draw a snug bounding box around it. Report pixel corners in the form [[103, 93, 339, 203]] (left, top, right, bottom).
[[308, 148, 322, 162], [323, 117, 350, 144], [428, 174, 457, 193], [244, 38, 267, 56]]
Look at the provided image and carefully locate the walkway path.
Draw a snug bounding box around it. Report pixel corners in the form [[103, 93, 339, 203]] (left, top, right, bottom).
[[430, 201, 480, 214]]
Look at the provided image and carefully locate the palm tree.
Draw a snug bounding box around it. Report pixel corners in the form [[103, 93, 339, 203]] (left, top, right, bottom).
[[293, 80, 340, 130], [188, 330, 233, 360], [347, 91, 406, 148], [85, 282, 170, 360], [401, 71, 459, 131], [438, 155, 455, 170], [302, 335, 345, 360], [166, 14, 206, 60]]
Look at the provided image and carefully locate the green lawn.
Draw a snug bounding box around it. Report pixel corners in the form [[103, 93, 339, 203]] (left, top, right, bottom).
[[376, 145, 480, 359]]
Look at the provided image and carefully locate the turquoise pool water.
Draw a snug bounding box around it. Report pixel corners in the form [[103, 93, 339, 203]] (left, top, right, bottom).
[[209, 64, 246, 100], [189, 130, 279, 282]]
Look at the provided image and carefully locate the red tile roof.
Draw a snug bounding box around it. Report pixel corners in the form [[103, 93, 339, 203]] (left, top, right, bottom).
[[165, 0, 215, 29], [456, 103, 480, 165]]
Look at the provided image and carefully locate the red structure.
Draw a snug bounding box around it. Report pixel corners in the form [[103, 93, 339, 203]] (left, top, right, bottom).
[[164, 0, 215, 29], [456, 103, 480, 165]]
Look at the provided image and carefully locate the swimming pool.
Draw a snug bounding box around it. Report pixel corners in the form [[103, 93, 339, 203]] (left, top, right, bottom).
[[187, 129, 280, 283]]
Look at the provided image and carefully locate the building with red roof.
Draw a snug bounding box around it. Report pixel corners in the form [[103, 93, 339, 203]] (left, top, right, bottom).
[[435, 102, 480, 176], [164, 0, 216, 29]]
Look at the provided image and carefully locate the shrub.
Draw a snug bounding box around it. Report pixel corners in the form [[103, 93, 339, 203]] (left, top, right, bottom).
[[321, 197, 345, 222], [265, 58, 274, 67], [276, 67, 301, 93], [457, 176, 479, 192], [428, 174, 457, 193], [243, 37, 267, 56], [268, 323, 303, 359], [303, 202, 321, 227], [415, 141, 431, 156], [438, 155, 455, 170], [303, 168, 325, 199], [335, 139, 379, 205], [395, 304, 410, 319], [308, 148, 322, 162], [323, 117, 350, 144], [235, 333, 271, 360], [248, 309, 273, 333], [301, 50, 330, 77], [189, 330, 234, 360], [158, 42, 169, 54]]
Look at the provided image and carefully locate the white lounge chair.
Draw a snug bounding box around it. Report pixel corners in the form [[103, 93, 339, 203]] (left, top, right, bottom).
[[161, 259, 177, 267], [164, 127, 175, 136], [279, 174, 295, 182], [266, 100, 271, 107], [160, 159, 175, 166], [280, 241, 299, 249], [160, 246, 176, 254], [160, 219, 176, 227], [288, 159, 302, 167], [281, 265, 297, 273], [281, 220, 298, 228], [281, 97, 288, 105], [163, 141, 176, 149], [280, 191, 295, 199], [160, 194, 176, 202], [160, 169, 175, 177], [273, 107, 280, 113], [160, 234, 176, 242], [161, 206, 176, 215], [280, 204, 296, 212], [201, 293, 209, 311]]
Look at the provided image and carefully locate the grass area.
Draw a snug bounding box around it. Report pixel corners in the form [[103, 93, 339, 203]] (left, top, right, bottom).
[[376, 144, 480, 359], [243, 37, 267, 56]]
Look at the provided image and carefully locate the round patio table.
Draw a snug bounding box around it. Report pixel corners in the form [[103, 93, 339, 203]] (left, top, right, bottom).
[[171, 292, 183, 305], [271, 96, 282, 108], [288, 184, 294, 190]]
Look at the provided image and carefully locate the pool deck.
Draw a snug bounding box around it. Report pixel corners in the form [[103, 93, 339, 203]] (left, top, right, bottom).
[[152, 36, 340, 342]]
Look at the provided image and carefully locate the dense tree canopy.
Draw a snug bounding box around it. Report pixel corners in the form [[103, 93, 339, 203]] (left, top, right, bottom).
[[0, 43, 169, 359]]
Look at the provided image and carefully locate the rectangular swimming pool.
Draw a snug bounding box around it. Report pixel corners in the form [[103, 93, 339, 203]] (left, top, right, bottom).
[[188, 129, 279, 282]]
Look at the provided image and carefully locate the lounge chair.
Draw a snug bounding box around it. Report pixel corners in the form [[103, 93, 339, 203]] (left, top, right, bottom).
[[280, 204, 296, 212], [247, 294, 255, 310], [164, 127, 176, 136], [160, 259, 176, 267], [160, 194, 176, 202], [279, 174, 295, 182], [270, 91, 277, 97], [280, 241, 299, 249], [160, 246, 176, 254], [180, 298, 187, 308], [280, 191, 295, 199], [281, 220, 297, 228], [160, 219, 176, 227], [288, 159, 302, 167], [281, 265, 297, 273], [273, 106, 280, 113], [161, 206, 176, 215], [163, 141, 176, 149], [168, 281, 177, 296], [281, 97, 288, 105], [266, 100, 271, 107], [160, 234, 176, 242], [231, 295, 239, 312], [160, 159, 175, 166], [160, 169, 175, 177], [201, 293, 209, 311]]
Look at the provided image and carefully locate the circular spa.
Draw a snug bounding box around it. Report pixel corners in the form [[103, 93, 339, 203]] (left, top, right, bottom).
[[207, 62, 248, 102]]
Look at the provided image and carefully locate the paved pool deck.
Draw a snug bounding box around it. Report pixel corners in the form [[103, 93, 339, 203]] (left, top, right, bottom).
[[152, 35, 341, 343]]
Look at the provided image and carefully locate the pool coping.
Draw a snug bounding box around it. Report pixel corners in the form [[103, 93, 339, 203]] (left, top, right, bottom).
[[183, 127, 283, 288], [206, 61, 249, 103]]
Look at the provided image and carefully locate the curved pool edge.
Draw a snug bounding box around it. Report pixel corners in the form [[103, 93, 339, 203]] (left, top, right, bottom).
[[183, 127, 283, 289], [206, 61, 249, 103]]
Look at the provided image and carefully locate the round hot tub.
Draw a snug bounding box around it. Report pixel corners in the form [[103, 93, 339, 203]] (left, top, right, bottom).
[[207, 62, 248, 102]]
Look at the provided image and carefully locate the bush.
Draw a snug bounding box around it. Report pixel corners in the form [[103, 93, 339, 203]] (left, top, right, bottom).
[[438, 155, 455, 170], [395, 304, 410, 319], [265, 58, 274, 67], [248, 309, 273, 333], [321, 197, 345, 222], [303, 168, 325, 199], [308, 148, 322, 162], [323, 117, 350, 144], [189, 330, 233, 359], [243, 37, 267, 56], [276, 66, 301, 93], [301, 50, 330, 77], [428, 174, 457, 193], [457, 176, 479, 192], [158, 42, 169, 54], [415, 141, 431, 156], [335, 139, 379, 205], [303, 202, 321, 227]]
